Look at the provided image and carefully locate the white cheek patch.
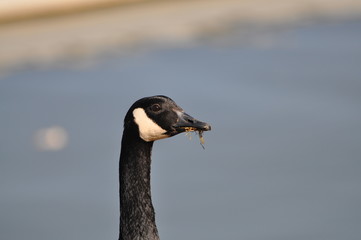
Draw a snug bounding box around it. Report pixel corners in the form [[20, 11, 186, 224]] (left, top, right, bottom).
[[133, 108, 169, 142]]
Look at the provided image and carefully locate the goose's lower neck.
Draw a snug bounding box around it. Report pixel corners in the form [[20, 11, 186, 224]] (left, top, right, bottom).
[[119, 130, 159, 240]]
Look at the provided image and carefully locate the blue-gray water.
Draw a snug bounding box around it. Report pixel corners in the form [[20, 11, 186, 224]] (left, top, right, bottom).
[[1, 19, 361, 240]]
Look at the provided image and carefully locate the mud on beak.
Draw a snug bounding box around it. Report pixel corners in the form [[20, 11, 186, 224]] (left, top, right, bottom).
[[173, 111, 211, 133]]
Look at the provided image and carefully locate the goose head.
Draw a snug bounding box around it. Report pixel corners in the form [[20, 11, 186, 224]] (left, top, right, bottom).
[[124, 95, 211, 142]]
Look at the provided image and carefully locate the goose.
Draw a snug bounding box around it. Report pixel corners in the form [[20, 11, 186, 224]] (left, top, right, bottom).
[[118, 95, 211, 240]]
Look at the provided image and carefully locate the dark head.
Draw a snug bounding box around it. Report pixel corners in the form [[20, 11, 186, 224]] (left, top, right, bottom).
[[123, 95, 211, 142]]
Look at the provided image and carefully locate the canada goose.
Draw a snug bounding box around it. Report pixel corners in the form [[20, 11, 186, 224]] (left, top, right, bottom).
[[118, 95, 211, 240]]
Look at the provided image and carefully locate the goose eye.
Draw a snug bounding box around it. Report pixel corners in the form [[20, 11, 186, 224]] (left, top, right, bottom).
[[150, 104, 161, 112]]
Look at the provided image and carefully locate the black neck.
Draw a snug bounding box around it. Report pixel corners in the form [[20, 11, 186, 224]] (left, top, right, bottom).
[[119, 125, 159, 240]]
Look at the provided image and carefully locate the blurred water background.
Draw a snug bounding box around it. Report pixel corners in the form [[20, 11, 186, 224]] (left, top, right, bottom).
[[1, 1, 361, 240]]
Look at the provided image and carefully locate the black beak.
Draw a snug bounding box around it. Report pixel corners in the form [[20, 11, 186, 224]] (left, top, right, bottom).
[[173, 112, 211, 133]]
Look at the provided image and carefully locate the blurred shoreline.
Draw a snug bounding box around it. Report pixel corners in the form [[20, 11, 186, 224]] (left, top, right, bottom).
[[0, 0, 150, 24], [1, 0, 361, 75]]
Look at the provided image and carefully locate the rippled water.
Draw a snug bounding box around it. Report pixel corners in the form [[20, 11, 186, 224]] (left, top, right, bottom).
[[1, 19, 361, 240]]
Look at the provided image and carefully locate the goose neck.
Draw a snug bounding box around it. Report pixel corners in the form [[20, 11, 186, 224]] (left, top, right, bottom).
[[119, 128, 159, 240]]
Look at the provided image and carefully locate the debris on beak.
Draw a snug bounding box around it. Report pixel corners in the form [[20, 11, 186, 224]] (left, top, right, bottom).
[[183, 127, 207, 149], [173, 111, 211, 149]]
